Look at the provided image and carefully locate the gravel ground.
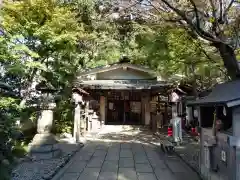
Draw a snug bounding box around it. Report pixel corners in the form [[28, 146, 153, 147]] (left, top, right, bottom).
[[11, 141, 84, 180]]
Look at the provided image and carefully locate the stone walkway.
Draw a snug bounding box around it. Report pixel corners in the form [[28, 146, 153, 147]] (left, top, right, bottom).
[[53, 125, 201, 180]]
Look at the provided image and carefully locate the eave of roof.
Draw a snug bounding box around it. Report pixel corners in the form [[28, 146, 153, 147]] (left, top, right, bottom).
[[72, 87, 89, 95], [74, 80, 170, 90]]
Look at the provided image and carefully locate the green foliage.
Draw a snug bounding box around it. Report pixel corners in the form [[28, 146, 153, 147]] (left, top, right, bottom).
[[0, 95, 24, 180], [132, 24, 227, 90], [54, 97, 74, 134]]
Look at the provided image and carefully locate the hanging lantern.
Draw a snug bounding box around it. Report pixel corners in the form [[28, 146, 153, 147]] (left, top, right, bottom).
[[223, 106, 227, 116], [193, 108, 198, 118]]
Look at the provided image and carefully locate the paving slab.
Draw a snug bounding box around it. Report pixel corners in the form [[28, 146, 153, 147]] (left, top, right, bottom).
[[154, 168, 176, 180], [93, 149, 107, 157], [120, 150, 133, 158], [119, 158, 134, 168], [121, 143, 131, 149], [76, 154, 93, 161], [166, 160, 189, 173], [174, 172, 201, 180], [78, 168, 100, 180], [98, 171, 118, 180], [118, 168, 138, 180], [96, 144, 109, 150], [134, 155, 149, 163], [135, 163, 153, 173], [102, 160, 119, 172], [108, 148, 120, 153], [87, 157, 104, 168], [138, 173, 157, 180], [65, 161, 86, 173], [149, 158, 167, 169], [60, 172, 80, 180], [105, 154, 120, 161]]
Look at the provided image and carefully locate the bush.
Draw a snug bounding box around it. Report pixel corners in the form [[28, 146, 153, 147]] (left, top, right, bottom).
[[0, 97, 28, 179], [53, 98, 74, 134]]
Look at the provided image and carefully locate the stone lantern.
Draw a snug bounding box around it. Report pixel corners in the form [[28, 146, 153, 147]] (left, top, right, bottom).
[[29, 81, 60, 160]]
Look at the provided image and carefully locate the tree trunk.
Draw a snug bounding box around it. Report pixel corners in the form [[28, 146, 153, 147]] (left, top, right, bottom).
[[213, 42, 240, 80]]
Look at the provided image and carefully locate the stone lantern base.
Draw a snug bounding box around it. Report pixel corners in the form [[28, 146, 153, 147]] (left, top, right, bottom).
[[28, 134, 61, 160]]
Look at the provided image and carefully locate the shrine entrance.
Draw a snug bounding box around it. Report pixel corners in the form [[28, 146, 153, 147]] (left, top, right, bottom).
[[106, 90, 142, 125]]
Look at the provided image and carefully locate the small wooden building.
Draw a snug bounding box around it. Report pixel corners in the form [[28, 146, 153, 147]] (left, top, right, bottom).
[[73, 62, 170, 126], [189, 80, 240, 180]]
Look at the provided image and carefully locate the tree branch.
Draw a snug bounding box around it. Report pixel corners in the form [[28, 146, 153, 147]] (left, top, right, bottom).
[[188, 0, 201, 28], [218, 0, 223, 23], [158, 0, 223, 43], [222, 0, 234, 20], [198, 43, 229, 79], [209, 0, 218, 33]]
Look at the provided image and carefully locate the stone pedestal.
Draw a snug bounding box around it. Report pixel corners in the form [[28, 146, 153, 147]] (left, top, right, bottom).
[[29, 102, 60, 160], [92, 112, 100, 132]]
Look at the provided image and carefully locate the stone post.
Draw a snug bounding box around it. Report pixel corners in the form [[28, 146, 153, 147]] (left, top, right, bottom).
[[72, 92, 83, 143], [73, 103, 81, 143], [100, 96, 105, 126]]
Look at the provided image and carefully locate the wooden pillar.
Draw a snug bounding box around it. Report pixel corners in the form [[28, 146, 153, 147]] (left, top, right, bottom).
[[100, 96, 105, 125], [145, 94, 151, 126], [141, 93, 145, 125], [85, 101, 89, 133]]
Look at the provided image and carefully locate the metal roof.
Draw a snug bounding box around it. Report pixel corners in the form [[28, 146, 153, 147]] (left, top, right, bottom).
[[188, 80, 240, 107]]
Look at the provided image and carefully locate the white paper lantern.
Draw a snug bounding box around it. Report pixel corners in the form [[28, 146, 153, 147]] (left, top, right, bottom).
[[223, 106, 227, 116]]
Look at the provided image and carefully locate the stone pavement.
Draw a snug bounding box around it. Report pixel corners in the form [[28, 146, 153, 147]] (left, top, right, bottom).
[[53, 125, 201, 180], [155, 129, 201, 173]]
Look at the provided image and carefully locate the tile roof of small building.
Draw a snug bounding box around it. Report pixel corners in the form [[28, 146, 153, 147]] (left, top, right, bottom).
[[188, 80, 240, 107]]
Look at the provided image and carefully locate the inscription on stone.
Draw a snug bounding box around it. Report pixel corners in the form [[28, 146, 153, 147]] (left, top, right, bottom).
[[221, 150, 226, 162]]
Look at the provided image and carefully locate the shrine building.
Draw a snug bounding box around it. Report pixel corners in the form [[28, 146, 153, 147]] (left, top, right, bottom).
[[73, 61, 171, 126]]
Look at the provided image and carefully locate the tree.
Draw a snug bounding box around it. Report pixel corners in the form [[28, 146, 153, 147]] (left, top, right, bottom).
[[151, 0, 240, 79], [132, 23, 227, 94], [1, 0, 86, 107], [108, 0, 240, 79]]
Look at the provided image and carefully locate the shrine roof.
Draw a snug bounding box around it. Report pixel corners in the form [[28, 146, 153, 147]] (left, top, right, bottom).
[[188, 80, 240, 107], [78, 62, 156, 76]]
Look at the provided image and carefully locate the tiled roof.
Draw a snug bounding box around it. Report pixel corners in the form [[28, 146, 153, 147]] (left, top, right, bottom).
[[188, 80, 240, 107]]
